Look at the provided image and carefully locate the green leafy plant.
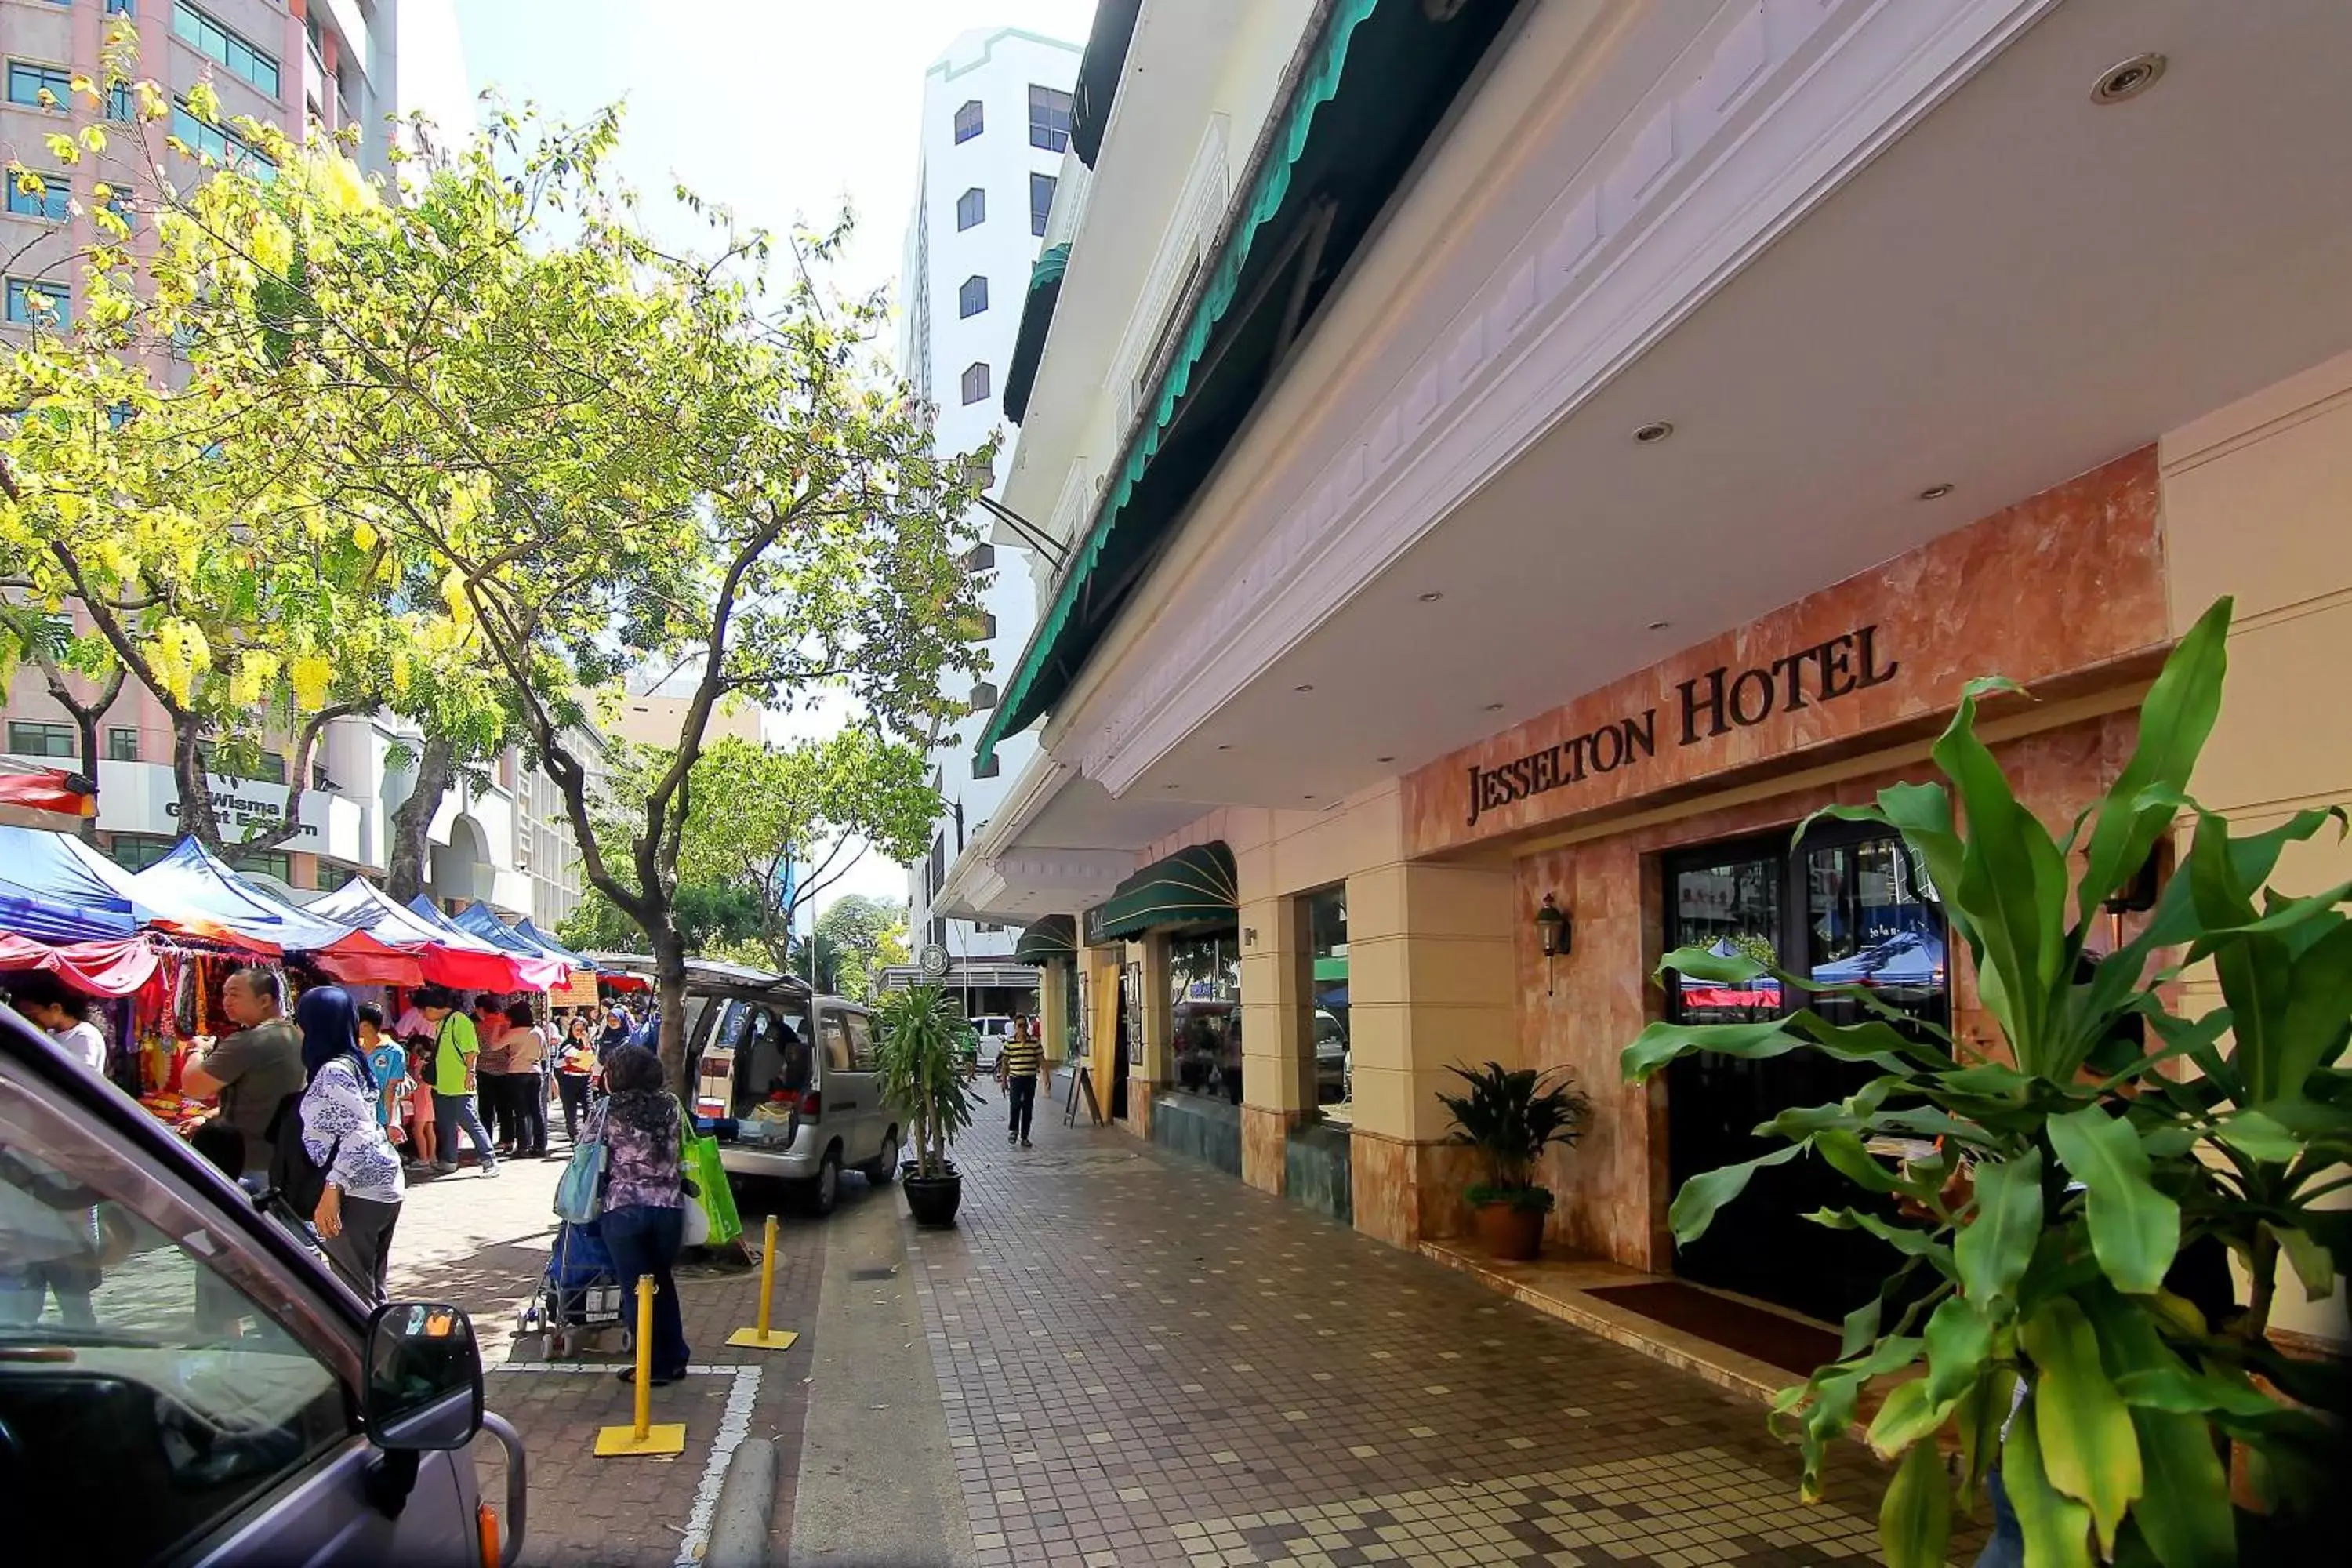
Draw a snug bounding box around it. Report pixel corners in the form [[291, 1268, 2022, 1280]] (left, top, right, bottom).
[[872, 982, 977, 1180], [1621, 598, 2348, 1566], [1438, 1062, 1592, 1209]]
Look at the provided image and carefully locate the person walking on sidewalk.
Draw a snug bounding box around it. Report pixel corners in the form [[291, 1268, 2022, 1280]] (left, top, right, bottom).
[[474, 998, 517, 1155], [590, 1046, 691, 1385], [503, 1000, 552, 1157], [181, 968, 305, 1177], [555, 1014, 597, 1142], [998, 1018, 1043, 1149], [291, 986, 405, 1303], [416, 988, 497, 1178]]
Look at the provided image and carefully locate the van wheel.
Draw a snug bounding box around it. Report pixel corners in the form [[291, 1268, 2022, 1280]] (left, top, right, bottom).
[[862, 1127, 901, 1185], [807, 1146, 842, 1216]]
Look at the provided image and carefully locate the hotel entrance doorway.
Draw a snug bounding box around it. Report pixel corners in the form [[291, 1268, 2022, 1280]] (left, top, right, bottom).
[[1662, 819, 1949, 1323]]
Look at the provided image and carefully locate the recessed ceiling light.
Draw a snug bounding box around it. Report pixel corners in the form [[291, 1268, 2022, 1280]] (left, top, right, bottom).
[[1632, 419, 1675, 444], [1918, 482, 1955, 501], [1163, 782, 1180, 789], [1646, 620, 1670, 631], [1216, 743, 1232, 751], [1417, 591, 1443, 603], [1375, 756, 1395, 764], [2091, 52, 2166, 105], [1294, 684, 1315, 693], [1301, 794, 1316, 801], [1484, 702, 1506, 713]]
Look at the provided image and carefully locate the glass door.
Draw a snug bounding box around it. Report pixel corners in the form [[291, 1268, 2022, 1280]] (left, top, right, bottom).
[[1664, 822, 1949, 1324]]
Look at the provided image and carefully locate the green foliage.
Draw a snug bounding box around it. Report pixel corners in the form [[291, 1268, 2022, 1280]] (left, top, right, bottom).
[[557, 881, 763, 960], [813, 895, 909, 1001], [1622, 598, 2350, 1563], [1436, 1062, 1592, 1199], [871, 982, 975, 1179]]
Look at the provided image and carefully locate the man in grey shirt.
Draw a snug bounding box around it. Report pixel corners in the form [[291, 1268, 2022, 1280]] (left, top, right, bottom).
[[182, 967, 305, 1174]]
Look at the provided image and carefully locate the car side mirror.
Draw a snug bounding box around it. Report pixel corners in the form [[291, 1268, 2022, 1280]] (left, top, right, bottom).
[[364, 1301, 485, 1451]]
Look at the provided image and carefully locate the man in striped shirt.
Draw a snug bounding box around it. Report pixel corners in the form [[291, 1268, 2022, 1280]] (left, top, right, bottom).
[[996, 1020, 1044, 1149]]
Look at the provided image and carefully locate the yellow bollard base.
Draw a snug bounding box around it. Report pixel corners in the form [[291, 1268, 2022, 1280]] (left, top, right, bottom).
[[725, 1327, 800, 1351], [595, 1421, 688, 1457]]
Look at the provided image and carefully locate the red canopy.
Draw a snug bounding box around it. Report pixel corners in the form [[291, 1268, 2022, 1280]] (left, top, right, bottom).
[[307, 880, 561, 992], [0, 759, 96, 832], [0, 932, 159, 996]]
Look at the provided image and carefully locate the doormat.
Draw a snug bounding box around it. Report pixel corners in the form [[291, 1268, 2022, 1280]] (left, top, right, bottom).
[[1584, 1281, 1842, 1379]]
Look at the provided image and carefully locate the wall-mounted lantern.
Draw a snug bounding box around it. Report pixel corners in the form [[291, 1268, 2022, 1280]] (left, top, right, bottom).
[[1534, 893, 1571, 994]]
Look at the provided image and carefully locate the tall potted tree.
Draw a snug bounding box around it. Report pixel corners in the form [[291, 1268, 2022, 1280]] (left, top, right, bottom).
[[1622, 599, 2347, 1566], [1438, 1062, 1592, 1261], [873, 982, 977, 1227]]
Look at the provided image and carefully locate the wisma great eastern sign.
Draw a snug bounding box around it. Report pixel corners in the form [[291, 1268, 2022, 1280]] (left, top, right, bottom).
[[1465, 625, 1897, 826]]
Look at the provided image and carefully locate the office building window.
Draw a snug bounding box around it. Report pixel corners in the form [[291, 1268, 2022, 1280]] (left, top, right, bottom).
[[957, 274, 988, 318], [960, 542, 995, 574], [1028, 85, 1071, 152], [978, 611, 998, 639], [956, 187, 985, 230], [953, 100, 983, 143], [7, 721, 78, 759], [107, 728, 140, 762], [967, 681, 1000, 712], [960, 361, 990, 405], [171, 103, 278, 176], [6, 62, 74, 110], [5, 277, 69, 328], [172, 5, 282, 100], [107, 82, 136, 122], [1029, 172, 1056, 238], [194, 741, 286, 784], [108, 1, 139, 15], [5, 171, 68, 222], [973, 752, 1000, 781]]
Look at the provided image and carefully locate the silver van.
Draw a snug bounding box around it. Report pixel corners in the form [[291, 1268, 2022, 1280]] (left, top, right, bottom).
[[605, 958, 902, 1217], [0, 1004, 526, 1566]]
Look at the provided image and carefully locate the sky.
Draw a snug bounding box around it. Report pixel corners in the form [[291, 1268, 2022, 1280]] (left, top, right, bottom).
[[452, 1, 1100, 920]]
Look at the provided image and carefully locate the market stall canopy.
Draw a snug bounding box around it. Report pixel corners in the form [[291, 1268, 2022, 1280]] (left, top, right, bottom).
[[1012, 915, 1076, 966], [0, 932, 158, 996], [1083, 842, 1237, 946], [307, 879, 557, 993], [0, 823, 146, 942], [128, 838, 410, 980], [0, 757, 96, 832], [514, 916, 593, 972], [401, 895, 568, 992]]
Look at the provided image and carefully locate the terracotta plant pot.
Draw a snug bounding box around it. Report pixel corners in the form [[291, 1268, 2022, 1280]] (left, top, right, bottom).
[[1472, 1200, 1545, 1261], [902, 1171, 963, 1229]]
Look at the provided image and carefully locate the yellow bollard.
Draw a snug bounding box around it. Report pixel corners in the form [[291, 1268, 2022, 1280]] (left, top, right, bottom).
[[727, 1214, 800, 1351], [595, 1275, 687, 1457]]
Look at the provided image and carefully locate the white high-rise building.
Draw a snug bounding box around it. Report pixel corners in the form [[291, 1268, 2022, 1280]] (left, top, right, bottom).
[[896, 25, 1080, 1006]]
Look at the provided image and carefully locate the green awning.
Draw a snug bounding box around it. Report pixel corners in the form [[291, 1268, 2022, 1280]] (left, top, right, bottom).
[[1002, 243, 1071, 425], [975, 0, 1519, 773], [1013, 915, 1076, 966], [1069, 0, 1142, 168], [1083, 842, 1238, 946]]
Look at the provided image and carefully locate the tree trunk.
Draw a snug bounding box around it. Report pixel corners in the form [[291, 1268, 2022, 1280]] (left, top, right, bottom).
[[386, 734, 456, 904], [34, 652, 125, 846], [171, 720, 227, 852], [652, 918, 690, 1094]]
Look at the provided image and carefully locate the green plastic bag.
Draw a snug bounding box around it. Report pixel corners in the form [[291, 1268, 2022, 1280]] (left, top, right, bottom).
[[679, 1109, 742, 1247]]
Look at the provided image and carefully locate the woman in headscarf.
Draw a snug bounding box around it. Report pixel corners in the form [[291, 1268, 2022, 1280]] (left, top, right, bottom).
[[294, 985, 406, 1302], [590, 1045, 691, 1384]]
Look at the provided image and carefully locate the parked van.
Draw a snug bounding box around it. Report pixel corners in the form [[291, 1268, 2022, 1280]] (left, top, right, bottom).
[[0, 1004, 526, 1566], [967, 1014, 1015, 1069], [602, 957, 901, 1216]]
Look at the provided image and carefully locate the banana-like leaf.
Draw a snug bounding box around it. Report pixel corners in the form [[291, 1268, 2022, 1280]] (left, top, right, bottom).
[[2125, 1405, 2235, 1568], [1808, 1207, 1954, 1267], [2046, 1105, 2180, 1295], [1666, 1142, 1805, 1243], [1923, 1294, 1992, 1406], [2114, 1365, 2281, 1421], [2271, 917, 2352, 1102], [1955, 1147, 2042, 1308], [2075, 597, 2230, 928], [1813, 1127, 1933, 1199], [1620, 1017, 1911, 1083], [1877, 1432, 1952, 1568], [2211, 1108, 2300, 1164], [2023, 1298, 2144, 1557], [1955, 1363, 2016, 1509], [1867, 1375, 1955, 1457], [2264, 1222, 2335, 1301], [2005, 1397, 2096, 1568]]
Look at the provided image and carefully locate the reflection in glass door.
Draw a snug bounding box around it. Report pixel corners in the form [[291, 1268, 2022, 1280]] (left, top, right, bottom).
[[1664, 823, 1950, 1324]]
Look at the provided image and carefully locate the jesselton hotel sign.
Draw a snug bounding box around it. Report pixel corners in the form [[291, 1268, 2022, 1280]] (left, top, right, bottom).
[[1465, 625, 1898, 826]]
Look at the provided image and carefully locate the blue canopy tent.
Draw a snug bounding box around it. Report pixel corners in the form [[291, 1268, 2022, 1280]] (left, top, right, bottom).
[[0, 824, 151, 942], [514, 916, 593, 971], [448, 900, 546, 956], [1811, 926, 1947, 989], [403, 895, 566, 990]]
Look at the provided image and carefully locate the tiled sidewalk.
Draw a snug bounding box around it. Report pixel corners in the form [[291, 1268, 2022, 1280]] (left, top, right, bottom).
[[910, 1112, 1954, 1568]]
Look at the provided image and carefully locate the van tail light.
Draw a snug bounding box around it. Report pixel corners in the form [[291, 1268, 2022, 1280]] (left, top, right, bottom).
[[796, 1091, 820, 1118]]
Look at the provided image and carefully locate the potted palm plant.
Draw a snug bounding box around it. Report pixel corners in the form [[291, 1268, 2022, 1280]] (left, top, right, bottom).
[[873, 982, 976, 1228], [1438, 1062, 1592, 1261]]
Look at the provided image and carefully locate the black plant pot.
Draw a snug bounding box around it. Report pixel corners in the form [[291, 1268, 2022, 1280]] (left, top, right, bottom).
[[902, 1171, 964, 1228]]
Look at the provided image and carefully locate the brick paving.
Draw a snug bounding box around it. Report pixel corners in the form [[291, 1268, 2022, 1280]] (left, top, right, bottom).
[[389, 1142, 836, 1566], [912, 1110, 1968, 1568]]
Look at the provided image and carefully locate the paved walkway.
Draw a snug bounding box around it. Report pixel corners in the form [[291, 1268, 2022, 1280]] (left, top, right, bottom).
[[391, 1098, 1958, 1566]]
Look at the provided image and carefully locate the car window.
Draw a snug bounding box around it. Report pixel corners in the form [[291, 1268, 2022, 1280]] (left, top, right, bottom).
[[1, 1081, 352, 1564], [818, 1011, 855, 1074], [842, 1013, 875, 1070]]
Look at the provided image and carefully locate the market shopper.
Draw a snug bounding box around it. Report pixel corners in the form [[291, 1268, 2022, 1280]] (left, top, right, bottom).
[[358, 1004, 411, 1145], [590, 1045, 691, 1385], [8, 975, 109, 1076], [597, 1004, 633, 1060], [475, 997, 517, 1154], [556, 1013, 597, 1142], [182, 968, 306, 1175], [503, 1000, 551, 1157], [998, 1017, 1043, 1149], [291, 986, 405, 1303], [416, 987, 497, 1178]]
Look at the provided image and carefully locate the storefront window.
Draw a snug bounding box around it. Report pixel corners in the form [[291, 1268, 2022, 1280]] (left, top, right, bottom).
[[1167, 931, 1240, 1102], [1306, 884, 1349, 1109]]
